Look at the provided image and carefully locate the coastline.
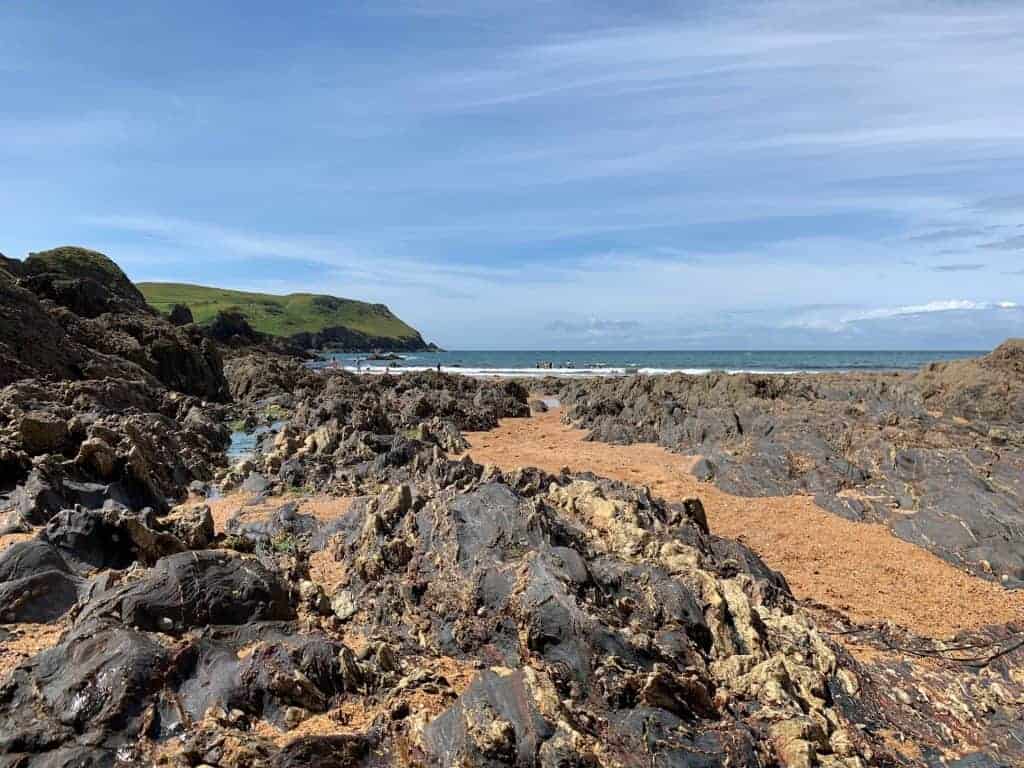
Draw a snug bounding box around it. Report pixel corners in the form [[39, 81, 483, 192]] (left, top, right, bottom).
[[312, 348, 984, 378], [4, 248, 1024, 765]]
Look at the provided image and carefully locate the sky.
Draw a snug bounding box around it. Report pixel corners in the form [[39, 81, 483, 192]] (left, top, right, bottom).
[[2, 0, 1024, 350]]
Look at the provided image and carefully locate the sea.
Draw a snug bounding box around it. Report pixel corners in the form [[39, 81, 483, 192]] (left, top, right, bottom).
[[315, 350, 982, 378]]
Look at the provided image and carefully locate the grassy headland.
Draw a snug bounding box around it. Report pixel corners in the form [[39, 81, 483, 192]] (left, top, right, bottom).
[[138, 282, 427, 346]]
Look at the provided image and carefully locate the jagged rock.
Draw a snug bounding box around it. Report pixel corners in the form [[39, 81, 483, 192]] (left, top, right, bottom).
[[0, 247, 230, 399], [0, 267, 81, 386], [0, 379, 229, 515], [422, 669, 551, 765], [168, 303, 194, 326], [74, 436, 119, 479], [0, 252, 22, 277], [206, 310, 263, 346], [163, 504, 216, 549], [1, 344, 1021, 766], [2, 468, 67, 524], [41, 506, 187, 573], [225, 502, 321, 549]]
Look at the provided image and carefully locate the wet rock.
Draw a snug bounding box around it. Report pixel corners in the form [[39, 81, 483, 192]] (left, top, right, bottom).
[[0, 625, 170, 756], [79, 550, 295, 632]]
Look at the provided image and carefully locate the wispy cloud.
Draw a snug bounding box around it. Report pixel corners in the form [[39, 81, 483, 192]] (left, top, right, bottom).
[[546, 318, 641, 337], [846, 300, 1019, 321], [974, 194, 1024, 212], [930, 263, 986, 272], [906, 228, 988, 243], [979, 235, 1024, 251]]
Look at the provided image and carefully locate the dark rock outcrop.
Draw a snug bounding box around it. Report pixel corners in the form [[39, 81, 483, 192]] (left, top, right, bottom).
[[0, 268, 82, 386], [168, 303, 194, 326], [290, 324, 438, 353], [21, 245, 148, 317], [0, 252, 23, 277], [0, 247, 229, 399]]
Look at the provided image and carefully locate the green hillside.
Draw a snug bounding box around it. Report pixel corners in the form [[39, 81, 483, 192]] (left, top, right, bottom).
[[138, 282, 423, 342]]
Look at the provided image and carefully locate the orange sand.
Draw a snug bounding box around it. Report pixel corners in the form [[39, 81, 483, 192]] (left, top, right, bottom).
[[0, 532, 33, 553], [456, 409, 1024, 639], [0, 621, 67, 680], [205, 492, 352, 534]]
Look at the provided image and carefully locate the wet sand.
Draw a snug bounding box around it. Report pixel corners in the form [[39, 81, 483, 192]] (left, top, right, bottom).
[[456, 408, 1024, 639]]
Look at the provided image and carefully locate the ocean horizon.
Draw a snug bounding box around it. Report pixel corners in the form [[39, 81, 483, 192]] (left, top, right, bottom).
[[318, 349, 983, 378]]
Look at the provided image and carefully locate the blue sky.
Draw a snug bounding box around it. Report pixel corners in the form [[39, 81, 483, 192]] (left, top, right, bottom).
[[2, 0, 1024, 349]]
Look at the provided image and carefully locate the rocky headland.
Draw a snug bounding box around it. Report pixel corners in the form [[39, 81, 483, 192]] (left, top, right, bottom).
[[0, 247, 1021, 767], [137, 282, 439, 354]]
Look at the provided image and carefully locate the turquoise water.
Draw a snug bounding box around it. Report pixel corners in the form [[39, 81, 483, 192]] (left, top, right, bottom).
[[316, 350, 982, 377]]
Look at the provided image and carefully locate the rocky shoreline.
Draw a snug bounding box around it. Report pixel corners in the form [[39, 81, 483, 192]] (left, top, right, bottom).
[[1, 248, 1022, 767], [549, 344, 1024, 589]]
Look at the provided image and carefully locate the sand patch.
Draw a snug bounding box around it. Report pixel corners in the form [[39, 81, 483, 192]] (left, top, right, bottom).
[[205, 492, 353, 535], [309, 547, 347, 596], [0, 532, 33, 553], [0, 620, 67, 681], [456, 409, 1024, 639]]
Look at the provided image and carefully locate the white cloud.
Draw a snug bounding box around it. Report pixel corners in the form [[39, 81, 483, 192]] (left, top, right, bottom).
[[845, 300, 1017, 322]]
